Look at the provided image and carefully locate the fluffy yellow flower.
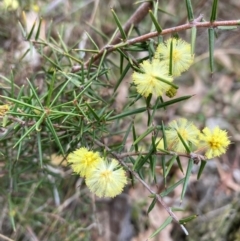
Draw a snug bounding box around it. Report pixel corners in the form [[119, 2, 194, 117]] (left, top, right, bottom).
[[155, 38, 194, 77], [3, 0, 19, 10], [86, 159, 127, 198], [159, 118, 200, 153], [0, 104, 10, 116], [156, 139, 165, 150], [199, 127, 230, 159], [132, 59, 173, 98], [67, 148, 102, 177]]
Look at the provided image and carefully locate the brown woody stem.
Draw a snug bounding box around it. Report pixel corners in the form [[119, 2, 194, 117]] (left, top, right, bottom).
[[72, 16, 240, 72]]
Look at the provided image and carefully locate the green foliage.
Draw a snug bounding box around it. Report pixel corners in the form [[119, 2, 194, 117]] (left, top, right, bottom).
[[185, 0, 194, 22], [210, 0, 219, 22], [0, 1, 238, 240], [208, 27, 215, 73]]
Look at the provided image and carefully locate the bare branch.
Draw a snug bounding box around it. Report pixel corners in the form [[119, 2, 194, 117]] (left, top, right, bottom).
[[72, 16, 240, 72], [110, 1, 154, 45]]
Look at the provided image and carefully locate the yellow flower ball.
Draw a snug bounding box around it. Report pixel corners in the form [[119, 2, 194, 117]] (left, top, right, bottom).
[[199, 126, 230, 159], [86, 159, 127, 198], [3, 0, 19, 10], [0, 104, 10, 116], [67, 148, 102, 177], [155, 38, 194, 77], [132, 59, 173, 98], [160, 118, 200, 153]]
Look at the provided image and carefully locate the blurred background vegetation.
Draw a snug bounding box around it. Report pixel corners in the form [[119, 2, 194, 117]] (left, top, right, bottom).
[[0, 0, 240, 240]]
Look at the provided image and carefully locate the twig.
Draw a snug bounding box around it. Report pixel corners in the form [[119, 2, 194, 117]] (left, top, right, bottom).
[[118, 150, 205, 162], [93, 138, 189, 236], [0, 115, 73, 130], [0, 234, 15, 241], [110, 1, 154, 45], [72, 16, 240, 72], [72, 1, 153, 72]]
